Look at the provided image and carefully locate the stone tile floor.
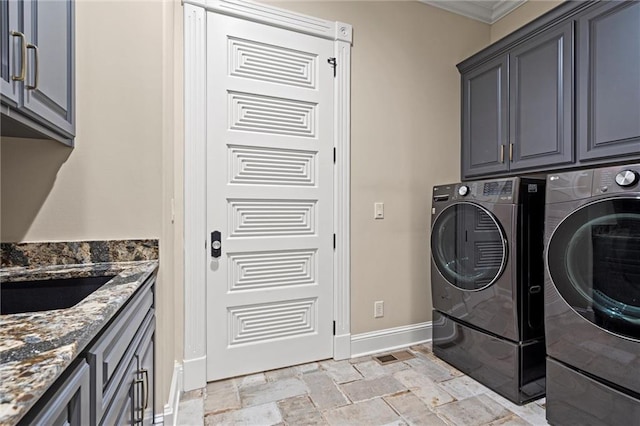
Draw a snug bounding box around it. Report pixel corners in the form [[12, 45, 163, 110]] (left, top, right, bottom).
[[177, 344, 548, 425]]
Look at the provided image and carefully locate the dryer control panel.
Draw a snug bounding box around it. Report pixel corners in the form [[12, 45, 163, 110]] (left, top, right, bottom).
[[595, 166, 640, 195]]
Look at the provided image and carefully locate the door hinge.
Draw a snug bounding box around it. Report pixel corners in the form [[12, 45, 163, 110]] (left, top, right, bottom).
[[333, 234, 336, 249], [333, 147, 336, 164], [327, 57, 337, 77], [333, 321, 336, 335]]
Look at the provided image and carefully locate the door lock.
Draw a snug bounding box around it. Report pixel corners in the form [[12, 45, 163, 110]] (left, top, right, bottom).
[[211, 231, 221, 258]]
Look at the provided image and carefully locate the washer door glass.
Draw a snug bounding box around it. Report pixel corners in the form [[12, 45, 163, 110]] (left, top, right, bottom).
[[431, 203, 507, 291], [547, 197, 640, 341]]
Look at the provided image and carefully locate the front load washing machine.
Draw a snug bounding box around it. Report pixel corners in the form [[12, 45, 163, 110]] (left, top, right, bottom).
[[545, 164, 640, 425], [431, 177, 546, 404]]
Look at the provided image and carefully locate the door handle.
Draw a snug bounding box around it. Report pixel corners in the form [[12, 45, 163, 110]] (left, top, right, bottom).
[[10, 31, 26, 81], [500, 145, 505, 163], [211, 231, 221, 258]]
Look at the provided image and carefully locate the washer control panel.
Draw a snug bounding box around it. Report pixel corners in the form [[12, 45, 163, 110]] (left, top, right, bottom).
[[433, 178, 518, 204], [482, 180, 513, 197]]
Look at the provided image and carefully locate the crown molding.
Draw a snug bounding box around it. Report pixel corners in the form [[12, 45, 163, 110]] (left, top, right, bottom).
[[183, 0, 352, 43], [419, 0, 527, 24]]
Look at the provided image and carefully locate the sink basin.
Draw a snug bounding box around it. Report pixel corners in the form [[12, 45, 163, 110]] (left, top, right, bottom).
[[1, 275, 115, 315]]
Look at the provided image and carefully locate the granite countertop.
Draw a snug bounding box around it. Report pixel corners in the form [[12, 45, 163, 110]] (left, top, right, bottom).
[[0, 240, 158, 426]]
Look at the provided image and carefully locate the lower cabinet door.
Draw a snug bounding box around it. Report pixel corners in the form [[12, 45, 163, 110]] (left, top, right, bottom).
[[100, 316, 156, 426], [100, 355, 138, 426], [137, 317, 156, 426], [20, 360, 90, 426]]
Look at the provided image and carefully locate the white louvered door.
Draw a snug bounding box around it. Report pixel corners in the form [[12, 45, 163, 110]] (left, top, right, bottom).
[[206, 12, 335, 381]]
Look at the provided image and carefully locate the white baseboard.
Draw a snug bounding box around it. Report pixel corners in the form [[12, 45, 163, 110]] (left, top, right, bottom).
[[157, 362, 183, 426], [183, 355, 207, 391], [333, 333, 351, 360], [350, 322, 432, 358]]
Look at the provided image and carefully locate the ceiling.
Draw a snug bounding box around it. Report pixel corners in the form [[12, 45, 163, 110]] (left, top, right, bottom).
[[419, 0, 527, 24]]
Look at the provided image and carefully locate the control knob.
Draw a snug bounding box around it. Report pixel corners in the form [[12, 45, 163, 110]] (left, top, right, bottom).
[[458, 185, 469, 196], [615, 170, 639, 187]]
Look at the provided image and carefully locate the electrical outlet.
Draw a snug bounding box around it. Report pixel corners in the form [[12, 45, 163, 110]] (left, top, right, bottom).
[[374, 301, 384, 318]]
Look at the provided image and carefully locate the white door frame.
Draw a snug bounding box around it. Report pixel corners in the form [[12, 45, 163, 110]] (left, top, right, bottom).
[[182, 0, 352, 391]]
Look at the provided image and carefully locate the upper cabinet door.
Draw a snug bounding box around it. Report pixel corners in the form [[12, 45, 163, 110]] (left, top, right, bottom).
[[21, 0, 74, 137], [577, 0, 640, 162], [509, 22, 574, 172], [1, 0, 20, 106], [462, 56, 509, 178]]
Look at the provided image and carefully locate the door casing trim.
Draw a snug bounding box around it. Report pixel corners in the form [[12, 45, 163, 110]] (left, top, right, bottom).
[[183, 0, 352, 391]]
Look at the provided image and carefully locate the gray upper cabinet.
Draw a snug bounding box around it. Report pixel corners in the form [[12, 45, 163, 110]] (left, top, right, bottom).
[[1, 0, 20, 106], [577, 0, 640, 162], [509, 22, 573, 172], [460, 21, 573, 179], [458, 0, 639, 180], [21, 0, 74, 137], [462, 56, 509, 177], [0, 0, 74, 146]]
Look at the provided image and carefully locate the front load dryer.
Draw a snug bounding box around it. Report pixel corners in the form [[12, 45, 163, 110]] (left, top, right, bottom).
[[544, 164, 640, 425], [431, 177, 546, 404]]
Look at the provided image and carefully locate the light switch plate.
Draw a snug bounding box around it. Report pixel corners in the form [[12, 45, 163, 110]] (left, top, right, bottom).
[[374, 301, 384, 318], [374, 202, 384, 219]]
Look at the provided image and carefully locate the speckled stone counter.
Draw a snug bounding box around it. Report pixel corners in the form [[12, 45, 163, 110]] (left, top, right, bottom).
[[0, 240, 158, 425]]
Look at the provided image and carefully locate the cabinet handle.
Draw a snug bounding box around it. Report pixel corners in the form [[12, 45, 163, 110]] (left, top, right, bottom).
[[140, 368, 149, 410], [500, 145, 505, 163], [134, 378, 145, 424], [10, 31, 26, 82], [26, 43, 39, 90], [509, 143, 514, 162]]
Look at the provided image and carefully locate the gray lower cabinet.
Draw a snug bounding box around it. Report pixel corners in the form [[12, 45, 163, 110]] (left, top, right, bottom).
[[18, 360, 91, 426], [20, 275, 156, 425], [0, 0, 75, 145], [98, 317, 155, 426], [460, 21, 573, 179], [577, 0, 640, 162], [87, 277, 155, 426], [137, 321, 156, 425]]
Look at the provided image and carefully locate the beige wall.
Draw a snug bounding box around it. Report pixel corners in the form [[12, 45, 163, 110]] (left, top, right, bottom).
[[267, 1, 490, 334], [1, 1, 163, 241], [0, 0, 178, 413], [491, 0, 564, 43]]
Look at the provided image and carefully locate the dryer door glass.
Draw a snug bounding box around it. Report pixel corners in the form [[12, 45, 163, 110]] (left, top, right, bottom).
[[547, 197, 640, 341], [431, 203, 507, 291]]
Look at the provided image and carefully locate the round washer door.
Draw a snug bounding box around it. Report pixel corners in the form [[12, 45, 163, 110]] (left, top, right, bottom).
[[547, 197, 640, 341], [431, 202, 507, 291]]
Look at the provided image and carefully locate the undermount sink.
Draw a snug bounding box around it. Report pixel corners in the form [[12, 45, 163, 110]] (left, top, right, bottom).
[[0, 275, 115, 315]]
